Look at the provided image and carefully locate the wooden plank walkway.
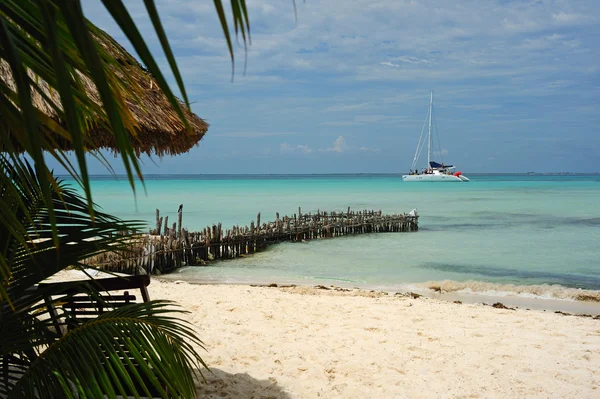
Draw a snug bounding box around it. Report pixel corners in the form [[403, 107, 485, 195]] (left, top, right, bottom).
[[85, 207, 418, 275]]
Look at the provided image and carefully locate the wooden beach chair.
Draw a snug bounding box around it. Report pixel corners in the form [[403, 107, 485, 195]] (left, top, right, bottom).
[[39, 275, 151, 335], [38, 274, 150, 335], [37, 275, 165, 397], [2, 275, 156, 397]]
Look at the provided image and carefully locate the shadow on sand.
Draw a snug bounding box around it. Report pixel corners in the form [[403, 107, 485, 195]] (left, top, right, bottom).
[[195, 368, 292, 399]]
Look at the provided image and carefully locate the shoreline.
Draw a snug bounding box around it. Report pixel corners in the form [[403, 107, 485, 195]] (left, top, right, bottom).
[[157, 274, 600, 316]]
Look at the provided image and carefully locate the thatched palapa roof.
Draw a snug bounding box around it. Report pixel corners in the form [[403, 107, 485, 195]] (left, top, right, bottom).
[[0, 27, 208, 156]]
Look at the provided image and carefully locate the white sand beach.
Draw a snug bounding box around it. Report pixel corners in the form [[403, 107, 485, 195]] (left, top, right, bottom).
[[50, 271, 600, 398], [160, 279, 599, 398]]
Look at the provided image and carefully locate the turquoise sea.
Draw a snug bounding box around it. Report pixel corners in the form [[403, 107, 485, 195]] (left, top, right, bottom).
[[73, 174, 600, 304]]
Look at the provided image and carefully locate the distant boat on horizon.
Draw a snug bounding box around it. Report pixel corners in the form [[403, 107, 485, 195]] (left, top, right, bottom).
[[402, 92, 469, 182]]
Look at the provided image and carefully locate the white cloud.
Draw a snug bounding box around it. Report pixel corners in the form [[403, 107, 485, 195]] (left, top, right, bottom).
[[83, 0, 600, 89], [380, 61, 400, 68], [519, 34, 580, 51], [280, 143, 312, 154], [319, 136, 381, 154], [293, 58, 313, 69], [320, 136, 348, 153], [502, 17, 540, 34], [395, 56, 431, 64], [552, 12, 591, 25]]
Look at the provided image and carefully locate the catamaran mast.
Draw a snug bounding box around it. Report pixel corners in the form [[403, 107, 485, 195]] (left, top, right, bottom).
[[427, 91, 433, 169]]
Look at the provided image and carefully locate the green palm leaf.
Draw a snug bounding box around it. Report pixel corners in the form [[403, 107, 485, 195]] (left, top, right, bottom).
[[7, 301, 206, 399], [1, 157, 144, 302]]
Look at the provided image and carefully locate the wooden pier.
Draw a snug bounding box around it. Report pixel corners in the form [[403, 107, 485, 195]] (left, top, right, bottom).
[[86, 207, 418, 275]]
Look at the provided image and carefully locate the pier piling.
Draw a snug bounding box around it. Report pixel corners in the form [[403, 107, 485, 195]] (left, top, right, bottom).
[[86, 206, 418, 275]]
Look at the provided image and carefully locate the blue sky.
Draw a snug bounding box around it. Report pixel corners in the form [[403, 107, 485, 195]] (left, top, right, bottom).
[[51, 0, 600, 173]]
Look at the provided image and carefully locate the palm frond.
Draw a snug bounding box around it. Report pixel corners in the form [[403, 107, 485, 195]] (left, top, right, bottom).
[[1, 156, 144, 304], [7, 301, 206, 399]]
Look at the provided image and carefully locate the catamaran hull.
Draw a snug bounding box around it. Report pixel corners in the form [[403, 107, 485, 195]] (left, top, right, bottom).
[[402, 174, 468, 182]]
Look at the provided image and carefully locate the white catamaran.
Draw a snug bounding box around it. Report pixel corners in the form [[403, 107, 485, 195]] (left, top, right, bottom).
[[402, 92, 469, 182]]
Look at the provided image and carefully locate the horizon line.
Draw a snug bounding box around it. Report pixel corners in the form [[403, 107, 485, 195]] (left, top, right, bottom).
[[57, 172, 600, 177]]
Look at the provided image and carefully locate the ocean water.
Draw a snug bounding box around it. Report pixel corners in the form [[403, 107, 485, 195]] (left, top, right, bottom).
[[72, 174, 600, 303]]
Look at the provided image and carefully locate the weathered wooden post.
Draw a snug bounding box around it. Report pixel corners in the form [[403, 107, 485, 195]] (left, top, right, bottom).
[[249, 220, 255, 253], [177, 208, 183, 239], [217, 222, 223, 259], [157, 216, 163, 236], [155, 209, 160, 234]]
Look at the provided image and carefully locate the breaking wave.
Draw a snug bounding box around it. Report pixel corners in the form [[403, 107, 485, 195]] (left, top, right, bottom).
[[419, 280, 600, 302]]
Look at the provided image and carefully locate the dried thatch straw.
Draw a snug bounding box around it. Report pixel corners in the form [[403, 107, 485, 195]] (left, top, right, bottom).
[[0, 27, 208, 156]]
